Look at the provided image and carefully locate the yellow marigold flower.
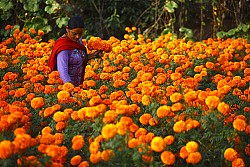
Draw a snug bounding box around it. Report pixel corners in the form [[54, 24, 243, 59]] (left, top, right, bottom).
[[179, 146, 189, 159], [156, 105, 172, 118], [233, 118, 247, 132], [57, 90, 70, 101], [101, 149, 114, 162], [170, 92, 182, 103], [89, 141, 100, 154], [160, 150, 175, 165], [53, 111, 69, 122], [170, 72, 182, 81], [141, 95, 151, 106], [101, 124, 117, 139], [232, 158, 245, 167], [139, 113, 152, 125], [62, 82, 74, 92], [116, 122, 127, 135], [30, 97, 44, 109], [173, 120, 186, 133], [164, 135, 175, 145], [224, 148, 238, 162], [70, 155, 82, 166], [205, 96, 220, 109], [186, 152, 202, 164], [151, 136, 166, 152], [0, 140, 14, 159], [186, 141, 199, 153], [41, 126, 52, 134]]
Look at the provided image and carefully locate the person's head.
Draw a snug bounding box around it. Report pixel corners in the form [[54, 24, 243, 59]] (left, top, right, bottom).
[[59, 16, 85, 42]]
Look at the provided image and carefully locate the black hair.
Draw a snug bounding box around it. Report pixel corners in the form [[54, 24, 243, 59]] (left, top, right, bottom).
[[59, 16, 85, 37]]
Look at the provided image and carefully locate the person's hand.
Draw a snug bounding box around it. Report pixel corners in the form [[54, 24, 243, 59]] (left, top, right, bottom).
[[93, 50, 103, 58]]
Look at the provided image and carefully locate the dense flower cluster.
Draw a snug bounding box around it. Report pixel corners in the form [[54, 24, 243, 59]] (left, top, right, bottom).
[[0, 25, 249, 167]]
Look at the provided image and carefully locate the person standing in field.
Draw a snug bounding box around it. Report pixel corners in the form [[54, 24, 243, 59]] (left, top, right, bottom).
[[48, 16, 102, 87]]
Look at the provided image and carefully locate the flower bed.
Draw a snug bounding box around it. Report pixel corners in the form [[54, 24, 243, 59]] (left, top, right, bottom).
[[0, 26, 249, 167]]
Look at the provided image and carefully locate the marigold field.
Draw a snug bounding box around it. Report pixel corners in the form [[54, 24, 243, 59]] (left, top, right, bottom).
[[0, 26, 249, 167]]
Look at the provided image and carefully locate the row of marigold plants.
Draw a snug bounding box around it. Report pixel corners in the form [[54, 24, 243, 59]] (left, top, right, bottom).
[[0, 25, 249, 167]]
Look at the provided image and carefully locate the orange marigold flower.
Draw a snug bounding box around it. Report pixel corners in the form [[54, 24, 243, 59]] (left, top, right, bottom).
[[139, 113, 152, 125], [0, 140, 14, 159], [0, 61, 8, 69], [89, 95, 102, 106], [70, 155, 82, 166], [55, 121, 66, 132], [164, 135, 175, 145], [186, 141, 199, 153], [224, 148, 238, 162], [217, 102, 230, 115], [205, 95, 220, 109], [30, 97, 44, 109], [0, 88, 8, 100], [54, 133, 64, 145], [160, 150, 175, 165], [149, 117, 159, 126], [78, 161, 90, 167], [233, 118, 247, 132], [45, 145, 61, 158], [128, 138, 141, 149], [101, 149, 114, 162], [129, 123, 139, 133], [245, 144, 250, 156], [179, 146, 189, 159], [156, 105, 172, 118], [232, 158, 245, 167], [186, 152, 202, 164], [89, 151, 101, 164], [101, 124, 117, 139], [135, 128, 147, 138], [173, 120, 186, 133], [151, 136, 166, 152], [72, 136, 84, 151], [184, 91, 198, 103], [170, 92, 182, 103], [171, 102, 184, 112]]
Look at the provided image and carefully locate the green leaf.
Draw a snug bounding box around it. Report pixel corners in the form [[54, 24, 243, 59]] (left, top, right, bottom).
[[45, 0, 61, 14], [0, 0, 13, 11], [56, 17, 69, 28], [164, 1, 178, 13]]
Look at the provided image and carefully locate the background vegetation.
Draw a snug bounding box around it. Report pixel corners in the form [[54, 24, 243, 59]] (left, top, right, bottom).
[[0, 0, 249, 41]]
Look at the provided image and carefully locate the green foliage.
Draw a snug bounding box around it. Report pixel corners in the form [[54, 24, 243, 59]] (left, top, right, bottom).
[[216, 23, 250, 42]]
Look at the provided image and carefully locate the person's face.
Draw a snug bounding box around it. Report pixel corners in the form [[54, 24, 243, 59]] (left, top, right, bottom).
[[66, 27, 84, 42]]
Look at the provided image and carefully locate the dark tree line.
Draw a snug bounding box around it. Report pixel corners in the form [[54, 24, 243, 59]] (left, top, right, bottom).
[[0, 0, 249, 41]]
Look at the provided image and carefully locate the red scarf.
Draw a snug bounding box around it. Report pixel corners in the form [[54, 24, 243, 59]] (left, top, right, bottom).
[[48, 36, 88, 83]]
